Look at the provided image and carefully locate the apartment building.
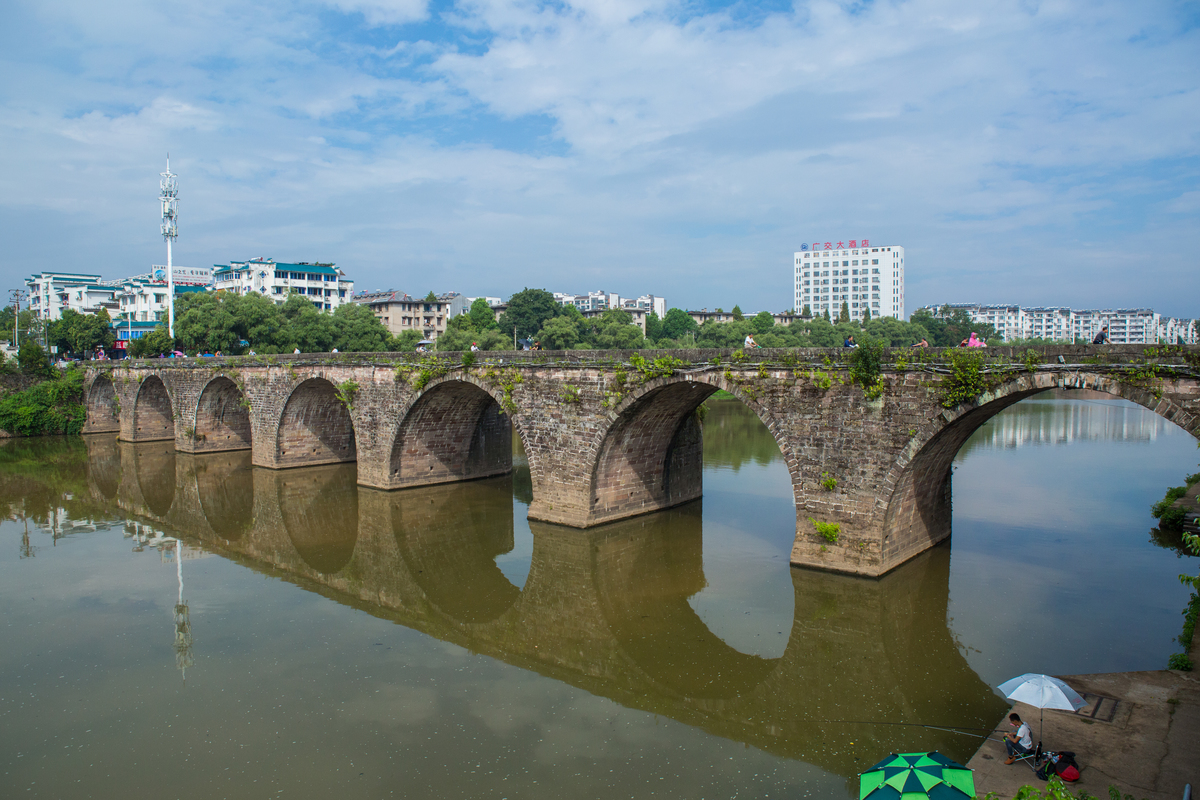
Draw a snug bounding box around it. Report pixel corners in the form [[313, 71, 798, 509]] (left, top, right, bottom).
[[555, 291, 667, 319], [794, 239, 904, 321], [354, 290, 453, 340], [211, 259, 354, 310], [922, 304, 1197, 344], [25, 272, 120, 321]]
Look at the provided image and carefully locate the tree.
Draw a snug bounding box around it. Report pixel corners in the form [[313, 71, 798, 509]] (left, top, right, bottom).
[[71, 308, 115, 355], [424, 290, 437, 302], [823, 308, 831, 323], [751, 311, 775, 335], [174, 292, 240, 354], [468, 298, 497, 332], [731, 305, 744, 321], [331, 303, 390, 352], [590, 308, 644, 350], [801, 304, 811, 318], [130, 327, 175, 358], [644, 311, 663, 342], [838, 301, 851, 325], [391, 329, 423, 351], [17, 309, 44, 347], [661, 308, 699, 341], [538, 316, 581, 350], [281, 294, 335, 353], [18, 341, 51, 378], [0, 305, 14, 341], [228, 293, 286, 352], [497, 289, 563, 339], [862, 306, 871, 323]]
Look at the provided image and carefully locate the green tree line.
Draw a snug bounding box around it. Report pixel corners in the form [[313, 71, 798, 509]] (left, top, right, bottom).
[[2, 294, 1010, 362]]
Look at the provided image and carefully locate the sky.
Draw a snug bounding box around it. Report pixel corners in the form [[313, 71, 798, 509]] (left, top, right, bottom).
[[1, 0, 1197, 318]]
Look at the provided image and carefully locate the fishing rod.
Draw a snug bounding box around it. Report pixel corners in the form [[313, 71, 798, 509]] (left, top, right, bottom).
[[822, 719, 1006, 743]]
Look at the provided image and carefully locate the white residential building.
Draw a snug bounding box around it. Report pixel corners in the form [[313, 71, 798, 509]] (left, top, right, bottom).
[[921, 303, 1197, 344], [25, 272, 118, 320], [794, 240, 904, 320], [211, 259, 354, 310], [556, 291, 667, 319], [116, 279, 208, 323]]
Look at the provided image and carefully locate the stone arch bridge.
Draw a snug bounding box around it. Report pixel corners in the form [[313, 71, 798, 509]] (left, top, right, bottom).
[[83, 345, 1200, 576]]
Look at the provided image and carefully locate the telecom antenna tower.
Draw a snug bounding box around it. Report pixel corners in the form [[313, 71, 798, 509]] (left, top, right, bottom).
[[160, 157, 179, 337]]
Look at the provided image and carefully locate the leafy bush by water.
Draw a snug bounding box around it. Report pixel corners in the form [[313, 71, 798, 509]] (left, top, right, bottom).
[[0, 368, 87, 436], [1151, 486, 1189, 530]]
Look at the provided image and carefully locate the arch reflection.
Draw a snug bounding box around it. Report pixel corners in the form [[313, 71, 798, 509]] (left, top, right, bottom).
[[192, 450, 254, 542], [390, 476, 521, 624], [276, 464, 359, 574], [588, 503, 777, 699], [122, 441, 176, 517], [85, 434, 121, 500]]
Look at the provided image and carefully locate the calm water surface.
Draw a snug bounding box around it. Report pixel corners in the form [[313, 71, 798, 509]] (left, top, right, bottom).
[[1, 391, 1195, 799]]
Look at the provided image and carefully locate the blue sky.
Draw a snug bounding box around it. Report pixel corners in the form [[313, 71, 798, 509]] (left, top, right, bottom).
[[1, 0, 1197, 317]]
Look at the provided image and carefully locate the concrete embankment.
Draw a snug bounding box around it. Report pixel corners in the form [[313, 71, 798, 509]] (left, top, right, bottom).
[[968, 664, 1199, 799]]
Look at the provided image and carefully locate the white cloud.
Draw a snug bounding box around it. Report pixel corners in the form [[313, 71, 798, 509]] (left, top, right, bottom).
[[327, 0, 430, 25]]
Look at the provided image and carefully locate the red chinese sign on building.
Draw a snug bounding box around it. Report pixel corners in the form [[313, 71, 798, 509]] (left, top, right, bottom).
[[804, 239, 869, 252]]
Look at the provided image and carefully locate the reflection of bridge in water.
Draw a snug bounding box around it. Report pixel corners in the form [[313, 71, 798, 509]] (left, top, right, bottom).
[[85, 435, 1009, 782]]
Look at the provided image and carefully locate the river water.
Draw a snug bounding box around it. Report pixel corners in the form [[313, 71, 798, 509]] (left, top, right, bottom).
[[1, 390, 1196, 799]]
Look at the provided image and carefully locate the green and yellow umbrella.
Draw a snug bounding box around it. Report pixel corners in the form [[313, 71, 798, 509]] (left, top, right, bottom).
[[859, 752, 975, 800]]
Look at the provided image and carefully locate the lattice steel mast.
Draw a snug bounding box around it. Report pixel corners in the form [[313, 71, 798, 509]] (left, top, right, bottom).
[[160, 157, 179, 338]]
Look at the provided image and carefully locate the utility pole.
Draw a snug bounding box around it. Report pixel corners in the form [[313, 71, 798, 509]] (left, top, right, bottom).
[[9, 289, 26, 349], [160, 157, 179, 338]]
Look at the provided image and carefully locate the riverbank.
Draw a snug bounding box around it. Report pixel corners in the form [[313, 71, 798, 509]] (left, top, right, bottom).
[[967, 665, 1200, 799]]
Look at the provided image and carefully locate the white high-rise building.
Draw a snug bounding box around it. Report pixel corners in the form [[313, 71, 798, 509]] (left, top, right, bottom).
[[794, 239, 904, 320]]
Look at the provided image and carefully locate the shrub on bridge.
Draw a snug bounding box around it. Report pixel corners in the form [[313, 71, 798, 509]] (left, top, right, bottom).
[[939, 348, 990, 408]]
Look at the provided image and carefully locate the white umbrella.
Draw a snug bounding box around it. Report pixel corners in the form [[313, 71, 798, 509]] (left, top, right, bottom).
[[997, 673, 1086, 746]]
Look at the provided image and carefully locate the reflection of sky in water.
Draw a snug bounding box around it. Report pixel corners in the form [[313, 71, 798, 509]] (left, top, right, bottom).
[[948, 393, 1199, 684], [689, 440, 798, 659]]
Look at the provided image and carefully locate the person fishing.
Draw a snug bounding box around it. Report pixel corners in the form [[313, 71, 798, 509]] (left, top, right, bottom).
[[1003, 712, 1034, 764]]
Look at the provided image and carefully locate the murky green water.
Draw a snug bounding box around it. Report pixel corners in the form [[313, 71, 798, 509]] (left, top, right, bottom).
[[1, 392, 1195, 798]]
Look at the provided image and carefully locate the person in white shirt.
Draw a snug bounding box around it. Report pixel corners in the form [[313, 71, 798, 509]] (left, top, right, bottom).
[[1003, 712, 1034, 764]]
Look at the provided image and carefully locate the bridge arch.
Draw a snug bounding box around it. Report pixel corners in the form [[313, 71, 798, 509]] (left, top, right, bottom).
[[879, 370, 1200, 571], [274, 377, 356, 468], [84, 374, 120, 433], [192, 376, 252, 452], [386, 375, 518, 489], [584, 372, 799, 527], [131, 375, 175, 442]]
